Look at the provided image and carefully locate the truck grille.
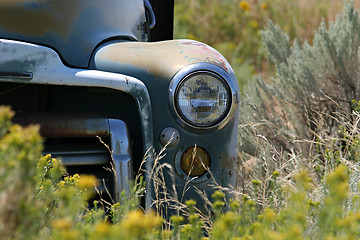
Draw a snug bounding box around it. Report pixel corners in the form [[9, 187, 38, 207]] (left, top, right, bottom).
[[14, 112, 132, 202], [44, 138, 114, 197]]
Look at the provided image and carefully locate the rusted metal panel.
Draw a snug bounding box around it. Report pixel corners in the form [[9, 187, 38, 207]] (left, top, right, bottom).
[[13, 112, 110, 138]]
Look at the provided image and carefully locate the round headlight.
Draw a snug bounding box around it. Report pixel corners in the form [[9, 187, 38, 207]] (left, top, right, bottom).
[[174, 71, 231, 127]]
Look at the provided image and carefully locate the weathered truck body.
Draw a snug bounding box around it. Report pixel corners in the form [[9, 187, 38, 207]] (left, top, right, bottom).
[[0, 0, 239, 211]]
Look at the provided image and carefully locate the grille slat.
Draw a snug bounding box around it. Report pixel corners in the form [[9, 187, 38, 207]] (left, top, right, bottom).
[[44, 143, 109, 166]]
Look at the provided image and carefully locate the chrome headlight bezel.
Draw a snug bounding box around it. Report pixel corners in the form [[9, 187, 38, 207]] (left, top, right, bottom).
[[169, 63, 238, 131]]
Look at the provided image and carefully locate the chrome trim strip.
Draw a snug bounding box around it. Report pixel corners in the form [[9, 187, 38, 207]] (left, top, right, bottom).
[[109, 119, 133, 200], [0, 71, 32, 80]]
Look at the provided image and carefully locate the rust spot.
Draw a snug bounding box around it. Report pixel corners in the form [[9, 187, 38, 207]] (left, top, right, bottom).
[[13, 112, 110, 138], [219, 152, 236, 169]]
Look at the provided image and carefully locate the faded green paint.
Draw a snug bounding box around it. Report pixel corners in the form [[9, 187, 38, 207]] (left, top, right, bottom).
[[92, 39, 233, 80], [0, 1, 79, 37], [0, 0, 146, 68], [0, 48, 51, 73]]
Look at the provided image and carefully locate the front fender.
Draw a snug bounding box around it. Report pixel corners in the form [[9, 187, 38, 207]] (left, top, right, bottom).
[[90, 39, 234, 80], [91, 39, 240, 212]]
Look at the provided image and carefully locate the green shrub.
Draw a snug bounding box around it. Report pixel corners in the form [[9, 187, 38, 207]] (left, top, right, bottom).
[[238, 1, 360, 198], [174, 0, 360, 91]]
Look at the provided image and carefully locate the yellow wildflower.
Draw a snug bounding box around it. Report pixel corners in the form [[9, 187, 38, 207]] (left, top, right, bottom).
[[222, 212, 236, 226], [263, 207, 276, 223], [185, 199, 196, 207], [52, 218, 73, 230], [261, 3, 268, 9], [267, 231, 286, 240], [289, 226, 302, 238], [171, 215, 184, 225], [336, 216, 353, 228], [252, 179, 261, 186], [250, 222, 261, 231], [212, 190, 225, 200], [0, 105, 14, 119], [76, 174, 98, 190], [230, 200, 240, 211], [213, 200, 225, 209], [61, 230, 80, 240], [57, 180, 66, 188], [162, 230, 172, 239], [122, 210, 162, 236], [122, 210, 143, 235], [246, 199, 256, 207], [251, 20, 259, 28], [95, 221, 112, 235], [181, 224, 192, 235], [239, 1, 250, 11]]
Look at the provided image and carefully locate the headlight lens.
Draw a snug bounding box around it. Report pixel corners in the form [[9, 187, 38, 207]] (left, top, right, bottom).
[[175, 71, 231, 127]]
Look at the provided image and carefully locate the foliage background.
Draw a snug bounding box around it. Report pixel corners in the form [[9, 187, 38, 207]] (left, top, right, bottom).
[[174, 0, 360, 91]]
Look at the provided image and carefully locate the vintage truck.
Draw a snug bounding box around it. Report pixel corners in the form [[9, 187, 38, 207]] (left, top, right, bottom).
[[0, 0, 239, 211]]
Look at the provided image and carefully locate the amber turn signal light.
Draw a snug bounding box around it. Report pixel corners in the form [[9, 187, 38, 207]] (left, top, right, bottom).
[[180, 146, 211, 177]]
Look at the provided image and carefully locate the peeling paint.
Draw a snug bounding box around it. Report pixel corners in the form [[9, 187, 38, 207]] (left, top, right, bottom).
[[92, 39, 233, 79]]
